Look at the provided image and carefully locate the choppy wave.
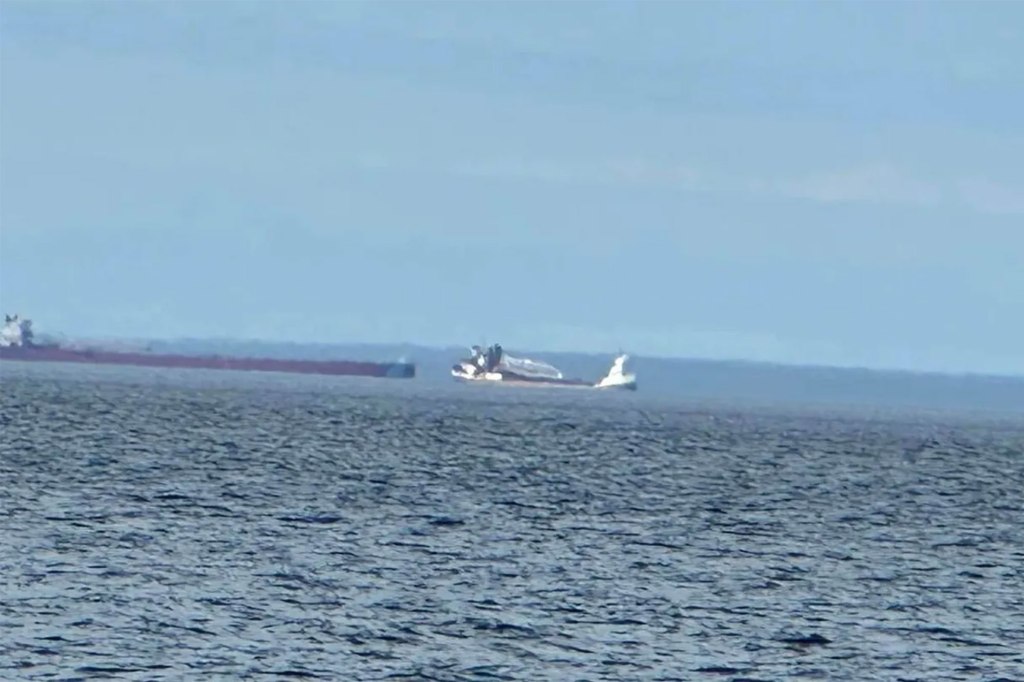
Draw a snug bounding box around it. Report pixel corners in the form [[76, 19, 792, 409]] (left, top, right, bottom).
[[1, 364, 1022, 679]]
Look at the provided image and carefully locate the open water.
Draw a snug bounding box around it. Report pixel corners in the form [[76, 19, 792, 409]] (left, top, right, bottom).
[[1, 362, 1022, 681]]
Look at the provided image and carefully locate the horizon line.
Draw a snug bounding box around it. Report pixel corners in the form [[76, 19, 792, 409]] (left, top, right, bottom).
[[44, 330, 1024, 383]]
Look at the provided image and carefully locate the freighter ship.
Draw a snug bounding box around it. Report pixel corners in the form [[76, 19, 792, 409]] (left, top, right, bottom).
[[452, 343, 637, 390], [0, 314, 415, 379]]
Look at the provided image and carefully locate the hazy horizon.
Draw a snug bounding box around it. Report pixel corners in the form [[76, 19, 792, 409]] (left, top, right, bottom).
[[23, 324, 1024, 382], [2, 1, 1022, 376]]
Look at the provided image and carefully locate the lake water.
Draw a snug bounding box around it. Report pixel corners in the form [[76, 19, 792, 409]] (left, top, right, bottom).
[[1, 362, 1022, 680]]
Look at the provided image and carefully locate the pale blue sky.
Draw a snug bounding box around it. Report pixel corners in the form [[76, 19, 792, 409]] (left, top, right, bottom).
[[1, 0, 1022, 374]]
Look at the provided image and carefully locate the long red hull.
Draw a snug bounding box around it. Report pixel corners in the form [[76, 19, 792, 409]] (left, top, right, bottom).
[[0, 345, 415, 378]]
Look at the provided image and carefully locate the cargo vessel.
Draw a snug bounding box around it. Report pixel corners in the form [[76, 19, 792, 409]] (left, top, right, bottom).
[[452, 343, 637, 390], [0, 314, 416, 379]]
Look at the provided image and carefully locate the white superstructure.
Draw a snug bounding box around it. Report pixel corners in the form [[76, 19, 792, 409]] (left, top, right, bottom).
[[451, 343, 637, 390], [595, 354, 638, 390], [0, 315, 33, 348]]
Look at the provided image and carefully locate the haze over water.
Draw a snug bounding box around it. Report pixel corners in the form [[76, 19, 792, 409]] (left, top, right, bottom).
[[2, 363, 1022, 679]]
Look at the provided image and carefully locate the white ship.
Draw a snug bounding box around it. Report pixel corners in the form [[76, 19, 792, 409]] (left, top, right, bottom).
[[451, 343, 637, 391]]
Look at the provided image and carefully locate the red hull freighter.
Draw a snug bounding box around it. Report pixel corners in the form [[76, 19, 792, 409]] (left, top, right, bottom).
[[0, 314, 415, 379]]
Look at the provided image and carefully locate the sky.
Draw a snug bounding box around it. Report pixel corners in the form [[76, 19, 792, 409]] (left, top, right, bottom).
[[1, 0, 1022, 375]]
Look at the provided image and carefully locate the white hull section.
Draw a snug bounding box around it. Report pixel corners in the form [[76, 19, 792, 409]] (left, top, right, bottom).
[[450, 350, 637, 391], [595, 373, 638, 390], [451, 371, 593, 389]]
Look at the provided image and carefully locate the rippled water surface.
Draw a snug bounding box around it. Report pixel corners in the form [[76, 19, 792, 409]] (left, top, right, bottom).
[[2, 363, 1023, 681]]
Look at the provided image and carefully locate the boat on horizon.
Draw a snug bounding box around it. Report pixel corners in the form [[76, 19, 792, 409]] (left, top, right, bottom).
[[451, 343, 637, 391], [0, 314, 416, 379]]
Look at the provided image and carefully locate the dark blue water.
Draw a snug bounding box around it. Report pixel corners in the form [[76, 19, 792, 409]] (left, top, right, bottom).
[[2, 362, 1022, 680]]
